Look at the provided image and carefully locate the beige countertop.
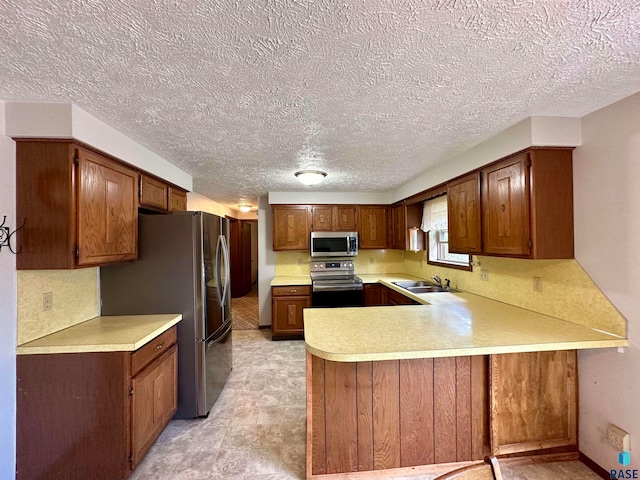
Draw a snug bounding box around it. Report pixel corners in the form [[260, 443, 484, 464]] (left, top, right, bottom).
[[17, 314, 182, 355], [304, 274, 628, 362], [271, 275, 312, 286]]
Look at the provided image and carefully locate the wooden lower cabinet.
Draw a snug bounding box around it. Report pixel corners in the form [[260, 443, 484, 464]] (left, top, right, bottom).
[[490, 350, 577, 455], [131, 344, 178, 468], [307, 349, 578, 478], [16, 327, 178, 480], [364, 283, 388, 306], [272, 286, 311, 338], [386, 288, 420, 305]]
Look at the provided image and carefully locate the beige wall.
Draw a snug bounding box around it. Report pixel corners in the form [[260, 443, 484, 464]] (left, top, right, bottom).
[[573, 92, 640, 471]]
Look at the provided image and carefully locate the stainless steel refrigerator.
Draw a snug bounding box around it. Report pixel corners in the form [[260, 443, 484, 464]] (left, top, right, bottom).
[[100, 211, 232, 418]]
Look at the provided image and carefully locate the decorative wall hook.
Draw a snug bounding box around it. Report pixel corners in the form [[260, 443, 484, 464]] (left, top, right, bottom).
[[0, 216, 25, 254]]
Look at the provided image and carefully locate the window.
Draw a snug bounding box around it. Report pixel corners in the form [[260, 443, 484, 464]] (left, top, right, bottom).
[[421, 195, 471, 270]]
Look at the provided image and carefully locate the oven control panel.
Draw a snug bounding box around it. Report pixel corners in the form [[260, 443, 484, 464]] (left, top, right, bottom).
[[310, 260, 354, 272]]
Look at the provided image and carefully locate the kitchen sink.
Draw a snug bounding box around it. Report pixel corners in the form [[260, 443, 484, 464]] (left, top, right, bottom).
[[392, 281, 458, 293]]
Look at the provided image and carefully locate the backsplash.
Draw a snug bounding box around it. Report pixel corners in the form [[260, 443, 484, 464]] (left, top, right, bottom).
[[275, 249, 404, 276], [403, 251, 626, 337], [17, 268, 99, 344]]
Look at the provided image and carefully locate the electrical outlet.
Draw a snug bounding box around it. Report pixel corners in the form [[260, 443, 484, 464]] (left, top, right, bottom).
[[608, 424, 630, 450], [42, 292, 53, 311], [480, 269, 489, 281], [533, 276, 543, 292]]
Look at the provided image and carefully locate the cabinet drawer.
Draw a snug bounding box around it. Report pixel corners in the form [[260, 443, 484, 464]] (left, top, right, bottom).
[[272, 286, 311, 296], [131, 326, 177, 376], [140, 174, 169, 210]]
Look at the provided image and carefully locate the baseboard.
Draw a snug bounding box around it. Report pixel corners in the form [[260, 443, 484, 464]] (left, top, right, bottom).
[[580, 451, 610, 480], [258, 325, 270, 329]]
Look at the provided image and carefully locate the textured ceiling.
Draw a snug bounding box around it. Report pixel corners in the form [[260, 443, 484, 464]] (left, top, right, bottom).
[[1, 1, 640, 208]]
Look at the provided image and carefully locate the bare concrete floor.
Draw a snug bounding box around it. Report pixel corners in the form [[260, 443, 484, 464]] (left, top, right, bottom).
[[130, 330, 601, 480]]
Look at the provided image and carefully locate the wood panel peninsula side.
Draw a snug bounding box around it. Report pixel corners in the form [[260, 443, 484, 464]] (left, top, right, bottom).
[[303, 285, 627, 479]]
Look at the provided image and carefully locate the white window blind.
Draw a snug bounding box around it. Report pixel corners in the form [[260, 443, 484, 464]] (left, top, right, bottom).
[[421, 194, 470, 267], [421, 195, 448, 232]]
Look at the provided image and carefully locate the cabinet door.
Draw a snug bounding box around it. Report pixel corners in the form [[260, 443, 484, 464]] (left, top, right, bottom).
[[273, 205, 311, 250], [169, 187, 188, 211], [490, 350, 577, 455], [77, 147, 138, 265], [131, 345, 178, 468], [387, 288, 419, 305], [482, 153, 530, 256], [272, 296, 311, 335], [359, 206, 388, 249], [139, 174, 168, 211], [364, 283, 387, 306], [448, 172, 482, 253], [391, 204, 406, 249], [312, 205, 333, 231], [334, 206, 358, 231]]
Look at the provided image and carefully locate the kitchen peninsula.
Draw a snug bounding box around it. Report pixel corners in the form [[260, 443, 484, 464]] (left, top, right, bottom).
[[303, 279, 627, 479]]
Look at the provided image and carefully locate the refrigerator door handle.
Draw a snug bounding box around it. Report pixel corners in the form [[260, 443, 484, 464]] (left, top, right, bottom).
[[206, 322, 232, 348], [219, 234, 231, 306], [215, 234, 225, 303]]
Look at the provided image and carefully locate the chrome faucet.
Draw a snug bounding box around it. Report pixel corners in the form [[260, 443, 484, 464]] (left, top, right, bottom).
[[432, 275, 442, 287], [444, 278, 451, 288]]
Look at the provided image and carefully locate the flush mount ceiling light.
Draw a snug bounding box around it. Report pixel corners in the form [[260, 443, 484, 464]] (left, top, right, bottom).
[[294, 170, 327, 186], [238, 204, 252, 212]]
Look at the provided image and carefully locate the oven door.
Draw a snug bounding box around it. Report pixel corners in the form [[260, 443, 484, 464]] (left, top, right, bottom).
[[312, 283, 364, 307]]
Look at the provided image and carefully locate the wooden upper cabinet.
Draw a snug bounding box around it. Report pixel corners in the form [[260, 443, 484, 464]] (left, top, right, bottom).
[[311, 205, 333, 231], [311, 205, 358, 231], [482, 153, 530, 256], [272, 205, 311, 250], [334, 205, 357, 231], [388, 202, 423, 251], [359, 206, 388, 249], [447, 172, 482, 254], [16, 140, 138, 269], [169, 187, 187, 212], [390, 203, 406, 249], [482, 148, 573, 259], [76, 147, 138, 266], [139, 174, 169, 211]]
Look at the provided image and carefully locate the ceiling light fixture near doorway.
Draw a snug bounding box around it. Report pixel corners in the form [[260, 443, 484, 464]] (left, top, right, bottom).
[[295, 170, 327, 186], [238, 204, 252, 212]]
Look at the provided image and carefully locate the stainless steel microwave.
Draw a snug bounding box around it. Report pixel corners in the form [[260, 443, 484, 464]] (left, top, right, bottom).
[[310, 231, 358, 257]]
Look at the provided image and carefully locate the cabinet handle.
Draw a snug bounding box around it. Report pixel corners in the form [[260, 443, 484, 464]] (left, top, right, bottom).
[[155, 344, 163, 351], [290, 289, 297, 293]]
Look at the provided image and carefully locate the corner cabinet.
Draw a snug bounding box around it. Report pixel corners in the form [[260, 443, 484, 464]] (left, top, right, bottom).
[[16, 326, 178, 480], [272, 205, 311, 251], [16, 139, 138, 269], [271, 285, 311, 338]]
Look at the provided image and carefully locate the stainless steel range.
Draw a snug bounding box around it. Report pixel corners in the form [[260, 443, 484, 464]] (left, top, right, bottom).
[[310, 259, 364, 307]]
